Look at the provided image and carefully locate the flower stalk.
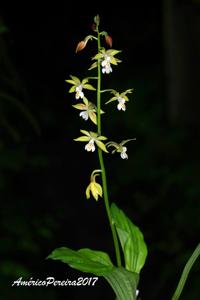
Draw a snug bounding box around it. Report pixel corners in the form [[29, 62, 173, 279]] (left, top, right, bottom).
[[96, 22, 122, 267]]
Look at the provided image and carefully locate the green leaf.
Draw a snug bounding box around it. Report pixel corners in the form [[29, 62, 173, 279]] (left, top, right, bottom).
[[104, 267, 139, 300], [171, 243, 200, 300], [111, 203, 147, 274], [47, 247, 113, 276], [48, 247, 139, 300]]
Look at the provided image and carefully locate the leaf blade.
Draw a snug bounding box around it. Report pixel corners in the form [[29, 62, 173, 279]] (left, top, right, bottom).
[[171, 243, 200, 300], [47, 247, 113, 276], [104, 267, 139, 300], [111, 203, 148, 274]]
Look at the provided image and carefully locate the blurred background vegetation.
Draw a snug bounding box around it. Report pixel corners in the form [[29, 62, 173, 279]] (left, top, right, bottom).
[[0, 1, 200, 299]]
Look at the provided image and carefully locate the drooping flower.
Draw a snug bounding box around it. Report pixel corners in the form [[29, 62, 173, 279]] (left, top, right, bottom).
[[66, 75, 96, 99], [89, 48, 121, 73], [105, 89, 133, 111], [74, 130, 108, 153], [86, 169, 102, 201], [72, 97, 104, 125], [106, 139, 136, 159]]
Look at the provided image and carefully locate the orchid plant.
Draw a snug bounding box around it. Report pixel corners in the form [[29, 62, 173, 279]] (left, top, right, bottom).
[[48, 15, 200, 300]]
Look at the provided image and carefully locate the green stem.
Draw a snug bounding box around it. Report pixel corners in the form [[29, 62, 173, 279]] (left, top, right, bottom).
[[96, 27, 121, 267]]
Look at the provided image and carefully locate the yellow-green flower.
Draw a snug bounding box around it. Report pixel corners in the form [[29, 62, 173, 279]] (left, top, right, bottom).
[[86, 169, 102, 201], [65, 75, 96, 99], [72, 97, 104, 125], [106, 139, 136, 159], [89, 48, 121, 73], [105, 89, 133, 111], [74, 130, 108, 153]]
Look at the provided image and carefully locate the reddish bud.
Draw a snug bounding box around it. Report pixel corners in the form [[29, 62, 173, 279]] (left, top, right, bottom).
[[105, 35, 113, 47], [75, 40, 86, 53]]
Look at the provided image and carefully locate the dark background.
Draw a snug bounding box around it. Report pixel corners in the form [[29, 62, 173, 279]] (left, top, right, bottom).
[[1, 1, 200, 299]]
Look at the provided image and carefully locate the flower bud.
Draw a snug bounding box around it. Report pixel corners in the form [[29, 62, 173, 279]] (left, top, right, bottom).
[[94, 15, 100, 26], [105, 35, 113, 47], [75, 40, 86, 53]]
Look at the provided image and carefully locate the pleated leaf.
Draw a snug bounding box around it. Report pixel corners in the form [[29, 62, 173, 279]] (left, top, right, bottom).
[[48, 246, 139, 300], [104, 267, 139, 300], [111, 203, 147, 274], [47, 247, 113, 276]]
